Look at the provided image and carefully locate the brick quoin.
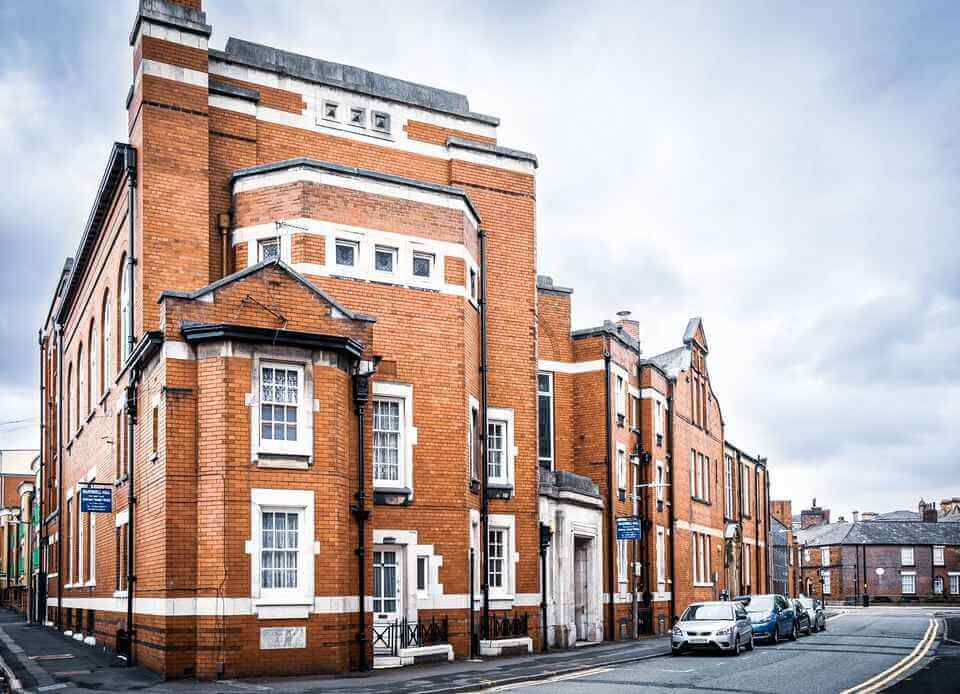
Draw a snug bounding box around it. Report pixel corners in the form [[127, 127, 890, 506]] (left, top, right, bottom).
[[37, 0, 778, 682]]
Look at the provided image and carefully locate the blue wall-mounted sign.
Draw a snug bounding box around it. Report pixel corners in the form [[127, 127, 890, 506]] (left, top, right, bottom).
[[79, 487, 113, 513], [616, 517, 642, 540]]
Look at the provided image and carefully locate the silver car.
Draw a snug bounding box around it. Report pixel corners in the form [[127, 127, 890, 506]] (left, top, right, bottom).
[[671, 601, 755, 656], [796, 595, 826, 632]]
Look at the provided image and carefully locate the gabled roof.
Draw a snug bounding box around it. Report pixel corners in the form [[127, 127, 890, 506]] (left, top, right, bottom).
[[158, 258, 376, 323], [683, 316, 708, 353]]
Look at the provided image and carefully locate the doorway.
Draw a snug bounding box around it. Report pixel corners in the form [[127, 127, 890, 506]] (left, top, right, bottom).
[[574, 537, 591, 641], [372, 545, 402, 654]]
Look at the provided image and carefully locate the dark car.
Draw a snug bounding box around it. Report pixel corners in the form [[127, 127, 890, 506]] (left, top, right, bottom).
[[796, 595, 826, 632], [734, 594, 798, 643], [791, 599, 812, 635]]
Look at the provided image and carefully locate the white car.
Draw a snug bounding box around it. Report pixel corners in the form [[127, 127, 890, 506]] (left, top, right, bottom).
[[671, 601, 755, 656]]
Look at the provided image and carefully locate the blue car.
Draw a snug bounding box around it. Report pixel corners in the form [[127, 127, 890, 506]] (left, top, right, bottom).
[[734, 594, 798, 644]]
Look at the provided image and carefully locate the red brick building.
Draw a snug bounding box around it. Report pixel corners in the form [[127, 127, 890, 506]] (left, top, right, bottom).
[[37, 0, 773, 680]]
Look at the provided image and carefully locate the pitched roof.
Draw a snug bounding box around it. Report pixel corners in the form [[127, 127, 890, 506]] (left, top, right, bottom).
[[683, 316, 708, 352], [158, 258, 376, 323], [802, 520, 960, 547], [643, 346, 690, 379], [874, 510, 920, 521]]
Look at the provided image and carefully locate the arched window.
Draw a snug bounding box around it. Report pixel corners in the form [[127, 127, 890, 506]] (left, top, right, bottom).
[[102, 289, 112, 392], [119, 256, 131, 363], [89, 320, 97, 414], [66, 363, 73, 435], [77, 344, 85, 426]]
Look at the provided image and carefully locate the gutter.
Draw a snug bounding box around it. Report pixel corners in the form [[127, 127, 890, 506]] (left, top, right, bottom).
[[479, 228, 490, 641], [603, 347, 615, 639]]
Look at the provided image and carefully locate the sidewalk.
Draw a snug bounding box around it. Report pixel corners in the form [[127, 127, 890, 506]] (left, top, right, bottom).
[[0, 610, 669, 693]]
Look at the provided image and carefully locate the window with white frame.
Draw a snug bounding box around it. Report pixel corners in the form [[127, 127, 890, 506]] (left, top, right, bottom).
[[655, 399, 664, 445], [693, 532, 711, 585], [901, 572, 916, 594], [901, 546, 914, 566], [618, 538, 629, 592], [821, 547, 830, 565], [691, 450, 708, 502], [488, 528, 506, 590], [537, 372, 553, 470], [724, 455, 734, 518], [373, 399, 403, 485], [468, 403, 479, 481], [617, 446, 627, 493], [120, 260, 131, 363], [372, 110, 391, 134], [656, 527, 666, 584], [335, 239, 358, 267], [934, 545, 945, 566], [251, 489, 314, 606], [615, 375, 626, 422], [951, 574, 960, 595], [934, 576, 944, 594], [655, 461, 665, 503], [258, 363, 305, 455], [258, 237, 280, 262], [412, 251, 434, 279], [487, 420, 507, 484], [823, 570, 831, 594], [374, 245, 397, 274], [417, 555, 429, 592], [741, 464, 751, 515]]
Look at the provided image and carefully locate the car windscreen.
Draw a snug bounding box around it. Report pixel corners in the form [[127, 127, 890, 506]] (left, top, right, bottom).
[[681, 604, 734, 621], [744, 596, 775, 613]]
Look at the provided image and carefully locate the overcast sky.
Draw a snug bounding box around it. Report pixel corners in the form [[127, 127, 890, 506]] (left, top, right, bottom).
[[1, 1, 957, 520]]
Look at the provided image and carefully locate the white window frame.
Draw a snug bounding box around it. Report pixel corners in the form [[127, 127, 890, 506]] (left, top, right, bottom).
[[257, 236, 281, 262], [487, 514, 517, 600], [743, 543, 750, 585], [373, 398, 405, 486], [487, 419, 508, 485], [934, 545, 945, 566], [615, 374, 626, 419], [254, 360, 311, 459], [468, 396, 479, 482], [487, 406, 516, 489], [416, 555, 430, 593], [654, 400, 664, 441], [373, 244, 398, 276], [950, 573, 960, 595], [656, 526, 666, 585], [724, 455, 733, 518], [655, 461, 665, 503], [411, 250, 434, 282], [335, 238, 360, 269], [934, 576, 944, 595], [537, 372, 554, 470], [617, 538, 629, 593], [901, 546, 914, 566], [821, 547, 830, 566], [823, 569, 831, 594], [249, 488, 315, 609], [900, 571, 916, 595], [372, 382, 417, 494], [742, 464, 751, 514], [617, 444, 627, 493]]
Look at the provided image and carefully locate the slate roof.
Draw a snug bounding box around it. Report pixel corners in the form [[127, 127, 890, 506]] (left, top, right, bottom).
[[940, 507, 960, 523], [801, 520, 960, 547], [643, 346, 690, 379], [874, 510, 920, 521]]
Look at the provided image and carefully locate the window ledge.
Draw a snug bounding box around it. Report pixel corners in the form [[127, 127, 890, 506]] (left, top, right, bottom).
[[374, 487, 412, 506], [693, 581, 714, 588], [254, 453, 310, 470], [254, 602, 311, 620], [487, 482, 513, 500], [84, 580, 96, 587]]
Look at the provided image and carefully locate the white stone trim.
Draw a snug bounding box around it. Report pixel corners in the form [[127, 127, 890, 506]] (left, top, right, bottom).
[[138, 59, 208, 89], [209, 93, 257, 117], [163, 341, 193, 360], [133, 19, 209, 50], [537, 359, 604, 374], [675, 519, 724, 539], [640, 387, 669, 408]]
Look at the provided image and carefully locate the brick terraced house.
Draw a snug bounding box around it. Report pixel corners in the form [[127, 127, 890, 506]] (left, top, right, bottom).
[[35, 0, 772, 680]]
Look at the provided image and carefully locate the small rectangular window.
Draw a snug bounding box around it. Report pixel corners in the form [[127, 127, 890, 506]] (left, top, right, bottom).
[[372, 110, 391, 133], [322, 100, 339, 121], [951, 575, 959, 595], [349, 107, 366, 127], [416, 556, 428, 591], [900, 573, 915, 594], [901, 547, 914, 566], [374, 246, 397, 274], [261, 510, 299, 590], [412, 252, 433, 279], [488, 529, 505, 589], [822, 570, 831, 594], [260, 366, 300, 443], [821, 547, 830, 565], [934, 545, 945, 566], [373, 399, 403, 484], [617, 448, 627, 492], [258, 237, 280, 262], [487, 420, 507, 482], [335, 239, 358, 267]]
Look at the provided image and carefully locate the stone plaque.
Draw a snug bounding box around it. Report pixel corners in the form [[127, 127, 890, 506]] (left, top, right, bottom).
[[260, 626, 306, 650]]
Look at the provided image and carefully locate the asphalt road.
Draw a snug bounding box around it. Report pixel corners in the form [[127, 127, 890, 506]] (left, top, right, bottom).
[[498, 607, 947, 694]]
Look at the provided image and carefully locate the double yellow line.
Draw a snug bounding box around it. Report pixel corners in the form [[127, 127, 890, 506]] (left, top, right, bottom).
[[841, 618, 938, 693]]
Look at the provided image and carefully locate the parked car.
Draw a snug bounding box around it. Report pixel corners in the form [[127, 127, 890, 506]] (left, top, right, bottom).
[[734, 594, 798, 643], [796, 595, 826, 632], [791, 599, 812, 635], [671, 601, 754, 656]]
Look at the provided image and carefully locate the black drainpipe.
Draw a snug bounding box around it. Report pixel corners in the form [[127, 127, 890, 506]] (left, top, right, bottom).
[[351, 362, 371, 671], [754, 462, 760, 593], [479, 228, 490, 642], [666, 393, 676, 624], [55, 324, 63, 632], [764, 460, 771, 593], [123, 146, 138, 666], [603, 346, 615, 640]]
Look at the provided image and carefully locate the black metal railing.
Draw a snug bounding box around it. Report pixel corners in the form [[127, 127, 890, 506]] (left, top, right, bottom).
[[484, 612, 529, 640], [372, 616, 449, 657]]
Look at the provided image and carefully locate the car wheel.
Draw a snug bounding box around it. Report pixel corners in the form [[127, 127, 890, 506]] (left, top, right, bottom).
[[789, 623, 799, 641], [772, 625, 779, 644], [746, 634, 755, 651], [804, 623, 812, 636], [671, 648, 680, 657], [731, 635, 740, 656]]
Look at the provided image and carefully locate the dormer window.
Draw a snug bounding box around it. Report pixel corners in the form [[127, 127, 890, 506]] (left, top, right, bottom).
[[322, 100, 339, 121], [349, 107, 366, 127], [372, 110, 391, 134]]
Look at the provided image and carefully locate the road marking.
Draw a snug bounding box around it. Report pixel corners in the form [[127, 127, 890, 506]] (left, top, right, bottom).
[[489, 666, 614, 691], [840, 618, 937, 694]]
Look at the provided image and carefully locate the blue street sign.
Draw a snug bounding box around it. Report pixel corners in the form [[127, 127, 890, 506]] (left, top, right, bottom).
[[616, 517, 642, 540], [79, 487, 113, 513]]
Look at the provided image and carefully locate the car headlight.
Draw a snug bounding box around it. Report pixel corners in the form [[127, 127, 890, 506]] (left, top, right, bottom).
[[672, 627, 683, 638], [714, 626, 732, 636]]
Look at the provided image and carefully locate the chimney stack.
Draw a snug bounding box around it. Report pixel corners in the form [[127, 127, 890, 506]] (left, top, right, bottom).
[[614, 310, 641, 345], [852, 511, 859, 523]]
